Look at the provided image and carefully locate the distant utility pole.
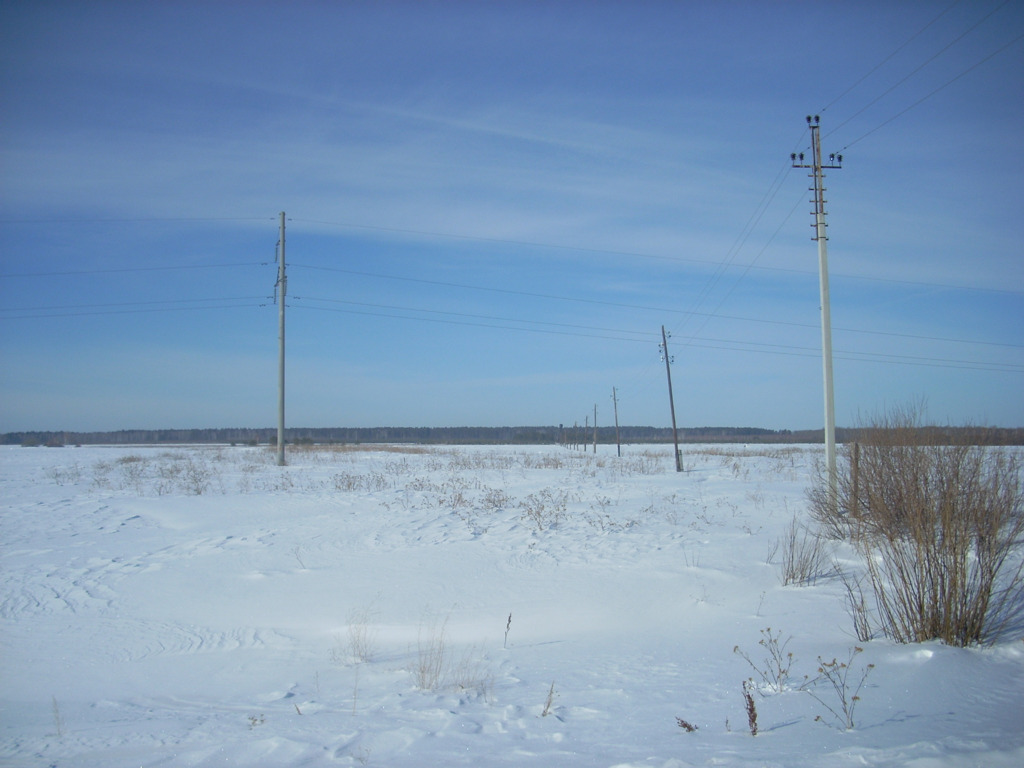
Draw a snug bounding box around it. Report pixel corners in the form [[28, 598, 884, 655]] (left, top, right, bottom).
[[276, 211, 287, 467], [792, 116, 843, 508], [660, 325, 682, 472], [593, 404, 598, 454], [611, 387, 621, 458]]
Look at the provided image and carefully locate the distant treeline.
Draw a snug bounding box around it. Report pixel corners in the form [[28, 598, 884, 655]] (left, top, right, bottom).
[[6, 425, 1024, 446]]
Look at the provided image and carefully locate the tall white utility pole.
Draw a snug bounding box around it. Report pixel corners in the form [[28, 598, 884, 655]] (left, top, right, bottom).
[[276, 211, 287, 467], [792, 116, 843, 507], [660, 325, 682, 472]]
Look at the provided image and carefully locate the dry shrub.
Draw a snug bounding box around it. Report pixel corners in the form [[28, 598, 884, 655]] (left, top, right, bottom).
[[775, 516, 832, 586], [346, 605, 379, 663], [413, 614, 492, 697], [675, 716, 698, 732], [734, 627, 796, 693], [741, 680, 758, 736], [809, 406, 1024, 646], [298, 443, 432, 455], [414, 615, 450, 691], [805, 647, 874, 730], [519, 487, 570, 531]]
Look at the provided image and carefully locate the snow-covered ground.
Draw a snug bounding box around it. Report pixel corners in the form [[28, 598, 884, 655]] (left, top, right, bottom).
[[2, 443, 1023, 767]]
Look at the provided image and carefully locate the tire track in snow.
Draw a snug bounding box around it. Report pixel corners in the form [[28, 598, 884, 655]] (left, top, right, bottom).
[[0, 562, 119, 618], [87, 619, 294, 662], [0, 528, 265, 623]]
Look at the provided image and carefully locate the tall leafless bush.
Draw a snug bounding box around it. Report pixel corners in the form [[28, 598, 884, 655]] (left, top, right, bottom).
[[809, 406, 1024, 646]]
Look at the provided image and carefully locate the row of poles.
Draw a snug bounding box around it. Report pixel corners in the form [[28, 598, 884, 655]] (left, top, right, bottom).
[[558, 116, 841, 485], [274, 117, 841, 494], [569, 323, 681, 472]]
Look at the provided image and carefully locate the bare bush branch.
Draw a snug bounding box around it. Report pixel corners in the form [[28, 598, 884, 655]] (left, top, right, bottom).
[[776, 517, 832, 586], [809, 405, 1024, 646]]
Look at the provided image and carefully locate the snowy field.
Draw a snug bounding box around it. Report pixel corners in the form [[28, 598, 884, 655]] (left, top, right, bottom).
[[2, 442, 1023, 768]]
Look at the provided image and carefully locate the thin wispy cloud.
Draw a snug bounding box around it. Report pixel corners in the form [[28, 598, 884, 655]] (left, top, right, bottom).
[[1, 1, 1021, 431]]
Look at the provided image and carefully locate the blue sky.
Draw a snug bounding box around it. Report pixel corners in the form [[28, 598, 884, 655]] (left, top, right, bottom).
[[1, 0, 1022, 433]]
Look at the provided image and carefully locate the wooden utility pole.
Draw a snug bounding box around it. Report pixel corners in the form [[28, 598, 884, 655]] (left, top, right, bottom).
[[660, 325, 682, 472], [850, 441, 860, 517], [792, 116, 843, 509], [276, 211, 287, 467], [612, 387, 621, 458]]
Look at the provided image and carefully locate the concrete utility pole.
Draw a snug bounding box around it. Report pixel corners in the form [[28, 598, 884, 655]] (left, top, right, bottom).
[[660, 325, 682, 472], [276, 211, 287, 467], [792, 116, 843, 508], [593, 404, 598, 454]]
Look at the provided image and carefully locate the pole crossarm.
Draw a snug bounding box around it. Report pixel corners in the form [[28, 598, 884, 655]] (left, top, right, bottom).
[[791, 115, 843, 236]]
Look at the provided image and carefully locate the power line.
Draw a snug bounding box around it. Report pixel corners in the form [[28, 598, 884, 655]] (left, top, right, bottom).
[[826, 0, 1011, 142], [833, 324, 1024, 351], [800, 267, 1022, 296], [819, 0, 964, 115], [6, 251, 1014, 297], [0, 299, 266, 320], [837, 29, 1024, 152], [292, 295, 656, 341], [0, 262, 266, 278], [290, 301, 653, 344], [0, 296, 268, 313], [3, 214, 1013, 375], [289, 299, 1022, 374], [0, 216, 274, 225], [673, 153, 798, 341], [288, 263, 1022, 350], [682, 337, 1022, 374], [684, 334, 1023, 373], [289, 262, 685, 312], [285, 219, 1022, 297], [289, 216, 713, 268], [673, 182, 806, 345]]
